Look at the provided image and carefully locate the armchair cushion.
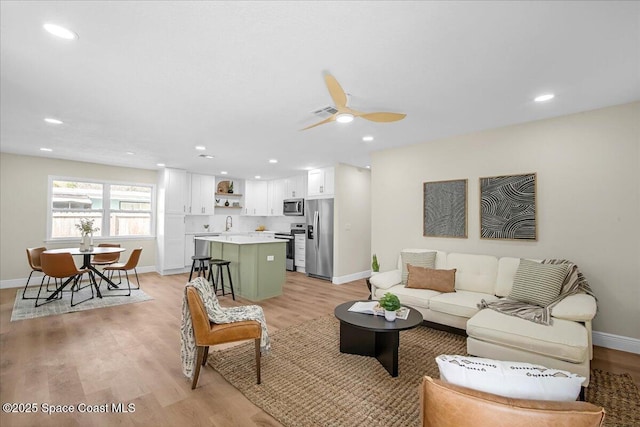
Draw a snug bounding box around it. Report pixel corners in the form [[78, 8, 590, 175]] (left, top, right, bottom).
[[436, 355, 585, 401]]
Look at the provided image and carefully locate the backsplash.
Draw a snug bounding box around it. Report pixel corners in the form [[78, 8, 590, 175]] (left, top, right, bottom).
[[185, 214, 302, 233]]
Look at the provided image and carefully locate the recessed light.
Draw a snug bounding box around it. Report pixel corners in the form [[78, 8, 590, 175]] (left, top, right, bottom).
[[269, 159, 278, 164], [366, 165, 371, 169], [157, 163, 165, 167], [43, 23, 78, 40], [220, 171, 228, 175], [255, 175, 261, 179], [126, 151, 135, 155], [534, 93, 555, 102], [362, 136, 374, 142], [336, 113, 354, 123], [40, 147, 53, 152], [195, 145, 206, 151], [44, 118, 63, 125]]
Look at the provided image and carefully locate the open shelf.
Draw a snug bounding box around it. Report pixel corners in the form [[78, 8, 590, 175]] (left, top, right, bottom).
[[216, 205, 242, 209], [216, 192, 242, 197]]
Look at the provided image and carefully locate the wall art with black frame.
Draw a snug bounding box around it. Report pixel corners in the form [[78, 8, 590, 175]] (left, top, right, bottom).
[[480, 173, 537, 240], [423, 179, 468, 238]]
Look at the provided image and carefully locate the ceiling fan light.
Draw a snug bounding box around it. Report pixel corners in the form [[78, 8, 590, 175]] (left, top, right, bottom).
[[336, 113, 354, 123]]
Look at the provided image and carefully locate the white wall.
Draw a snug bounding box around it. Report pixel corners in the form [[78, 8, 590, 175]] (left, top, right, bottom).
[[334, 163, 371, 281], [371, 102, 640, 339], [0, 153, 158, 283]]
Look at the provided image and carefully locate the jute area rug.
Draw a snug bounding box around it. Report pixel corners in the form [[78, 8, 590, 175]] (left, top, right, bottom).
[[11, 286, 153, 321], [208, 316, 640, 427]]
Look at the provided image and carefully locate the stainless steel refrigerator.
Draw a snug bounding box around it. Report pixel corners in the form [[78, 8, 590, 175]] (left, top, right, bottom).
[[305, 198, 334, 280]]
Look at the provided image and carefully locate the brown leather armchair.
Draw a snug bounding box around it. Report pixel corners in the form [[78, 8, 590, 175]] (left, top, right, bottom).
[[421, 376, 605, 427], [185, 285, 262, 389]]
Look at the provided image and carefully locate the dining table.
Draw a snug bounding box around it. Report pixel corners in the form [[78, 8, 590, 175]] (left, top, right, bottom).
[[43, 246, 127, 301]]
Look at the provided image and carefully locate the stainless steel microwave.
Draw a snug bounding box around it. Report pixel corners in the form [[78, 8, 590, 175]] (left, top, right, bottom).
[[283, 198, 304, 216]]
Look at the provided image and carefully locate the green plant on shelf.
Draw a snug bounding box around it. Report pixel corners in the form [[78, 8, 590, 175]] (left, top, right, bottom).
[[372, 253, 379, 272]]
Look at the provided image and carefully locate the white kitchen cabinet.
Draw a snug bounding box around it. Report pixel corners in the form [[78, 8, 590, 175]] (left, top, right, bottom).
[[185, 234, 195, 266], [161, 168, 188, 214], [160, 214, 186, 272], [189, 173, 216, 215], [307, 166, 334, 198], [268, 179, 285, 216], [294, 233, 306, 272], [284, 174, 306, 199], [244, 180, 268, 216]]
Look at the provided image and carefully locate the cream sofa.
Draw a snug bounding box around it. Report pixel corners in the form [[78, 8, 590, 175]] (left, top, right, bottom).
[[369, 249, 598, 385]]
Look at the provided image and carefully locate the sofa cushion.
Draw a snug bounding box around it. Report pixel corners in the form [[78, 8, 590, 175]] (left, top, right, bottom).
[[467, 308, 589, 363], [401, 251, 436, 285], [373, 285, 438, 310], [406, 265, 456, 292], [510, 259, 568, 307], [435, 355, 585, 401], [429, 291, 499, 319], [551, 293, 598, 322], [446, 253, 498, 294]]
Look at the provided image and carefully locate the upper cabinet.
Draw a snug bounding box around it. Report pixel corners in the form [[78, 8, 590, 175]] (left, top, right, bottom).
[[189, 173, 216, 215], [307, 166, 335, 198], [284, 174, 307, 199], [268, 179, 285, 216], [244, 180, 268, 216], [160, 168, 188, 214]]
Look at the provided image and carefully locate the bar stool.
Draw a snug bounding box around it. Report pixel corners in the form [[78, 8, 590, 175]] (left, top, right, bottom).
[[189, 256, 210, 281], [208, 259, 235, 300]]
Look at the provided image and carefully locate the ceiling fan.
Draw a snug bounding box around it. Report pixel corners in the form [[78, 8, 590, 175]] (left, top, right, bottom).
[[301, 73, 406, 130]]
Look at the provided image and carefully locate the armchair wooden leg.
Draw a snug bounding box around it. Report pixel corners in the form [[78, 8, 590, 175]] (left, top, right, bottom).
[[255, 338, 261, 385], [192, 346, 206, 390], [202, 346, 209, 366]]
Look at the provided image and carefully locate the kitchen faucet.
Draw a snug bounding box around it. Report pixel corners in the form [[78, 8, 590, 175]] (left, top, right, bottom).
[[225, 216, 233, 231]]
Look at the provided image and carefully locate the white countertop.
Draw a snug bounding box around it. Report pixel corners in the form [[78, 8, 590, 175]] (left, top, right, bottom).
[[195, 235, 285, 245]]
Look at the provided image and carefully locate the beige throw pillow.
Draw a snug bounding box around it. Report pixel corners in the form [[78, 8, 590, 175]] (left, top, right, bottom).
[[401, 251, 436, 286], [406, 264, 456, 292], [509, 259, 568, 307]]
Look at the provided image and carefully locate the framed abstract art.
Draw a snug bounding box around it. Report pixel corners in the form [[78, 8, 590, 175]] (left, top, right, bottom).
[[480, 173, 537, 240], [423, 179, 467, 238]]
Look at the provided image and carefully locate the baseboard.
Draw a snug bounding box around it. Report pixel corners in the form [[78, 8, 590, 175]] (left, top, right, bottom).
[[592, 330, 640, 354], [332, 270, 371, 285], [0, 265, 157, 290]]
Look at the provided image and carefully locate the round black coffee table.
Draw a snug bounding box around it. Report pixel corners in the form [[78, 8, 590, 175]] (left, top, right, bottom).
[[334, 300, 423, 377]]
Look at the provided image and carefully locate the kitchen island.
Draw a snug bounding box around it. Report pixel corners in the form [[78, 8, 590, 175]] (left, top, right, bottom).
[[195, 235, 286, 301]]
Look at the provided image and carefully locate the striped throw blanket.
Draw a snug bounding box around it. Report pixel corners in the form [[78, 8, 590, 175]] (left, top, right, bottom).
[[180, 277, 270, 380], [478, 259, 595, 325]]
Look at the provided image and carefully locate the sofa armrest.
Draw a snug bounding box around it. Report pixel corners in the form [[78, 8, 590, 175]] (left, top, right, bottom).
[[369, 270, 402, 291], [551, 294, 597, 322]]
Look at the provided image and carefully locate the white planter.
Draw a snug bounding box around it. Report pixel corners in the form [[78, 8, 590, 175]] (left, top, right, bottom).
[[384, 310, 397, 322]]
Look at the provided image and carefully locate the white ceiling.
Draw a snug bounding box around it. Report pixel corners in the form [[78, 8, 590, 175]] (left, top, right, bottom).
[[1, 1, 639, 180]]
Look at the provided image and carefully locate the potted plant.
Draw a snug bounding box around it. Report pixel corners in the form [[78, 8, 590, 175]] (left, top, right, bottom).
[[378, 292, 401, 321], [75, 218, 99, 251], [371, 254, 380, 273]]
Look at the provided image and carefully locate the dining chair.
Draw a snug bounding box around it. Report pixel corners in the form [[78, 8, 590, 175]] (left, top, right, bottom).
[[38, 252, 94, 307], [185, 285, 262, 389], [22, 247, 52, 300], [101, 248, 142, 296], [91, 243, 121, 286]]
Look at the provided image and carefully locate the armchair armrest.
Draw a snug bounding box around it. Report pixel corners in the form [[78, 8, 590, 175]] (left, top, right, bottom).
[[551, 294, 597, 322], [369, 270, 402, 291]]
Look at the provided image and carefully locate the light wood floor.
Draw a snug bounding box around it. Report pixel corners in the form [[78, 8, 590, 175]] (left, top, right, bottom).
[[1, 272, 638, 426]]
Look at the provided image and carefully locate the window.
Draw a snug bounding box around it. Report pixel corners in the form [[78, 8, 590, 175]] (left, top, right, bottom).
[[49, 177, 155, 240]]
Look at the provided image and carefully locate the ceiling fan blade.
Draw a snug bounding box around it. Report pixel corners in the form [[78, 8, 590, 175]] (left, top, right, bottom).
[[357, 112, 406, 122], [300, 115, 335, 131], [324, 73, 348, 108]]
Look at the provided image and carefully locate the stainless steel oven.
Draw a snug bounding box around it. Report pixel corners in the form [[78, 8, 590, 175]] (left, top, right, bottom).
[[283, 198, 304, 216], [275, 232, 294, 271]]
